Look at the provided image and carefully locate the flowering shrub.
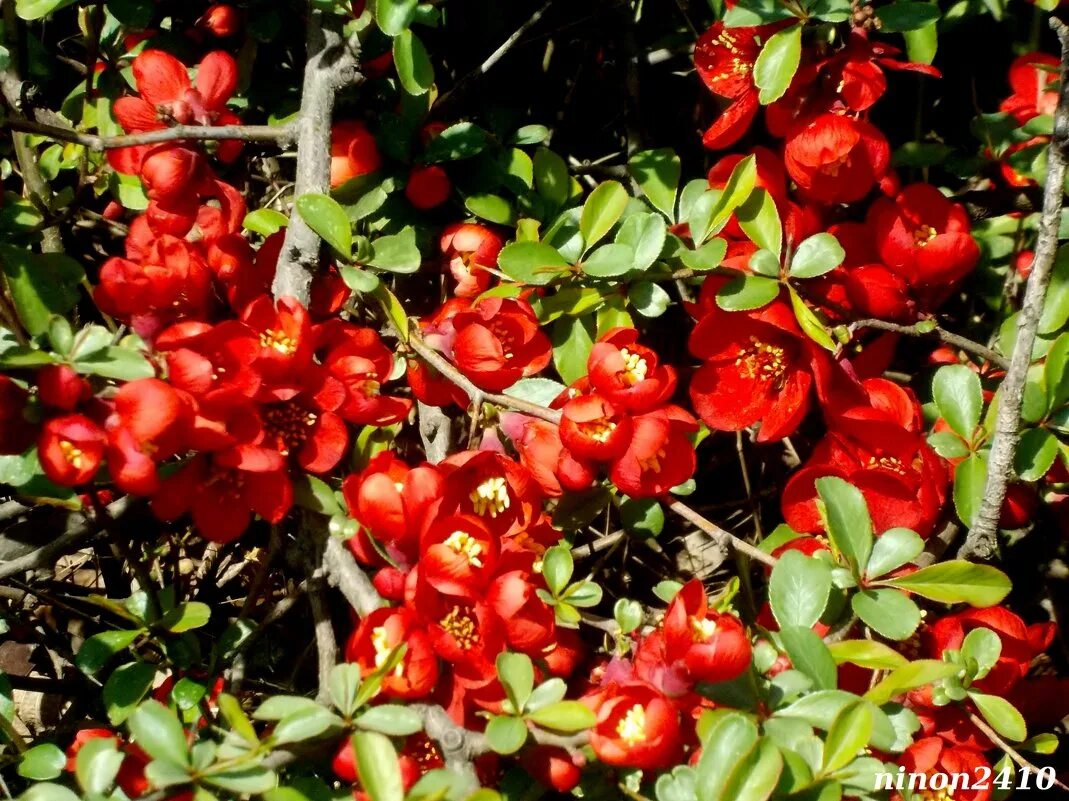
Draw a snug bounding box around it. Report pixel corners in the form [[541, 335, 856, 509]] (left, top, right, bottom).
[[1, 2, 1068, 801]]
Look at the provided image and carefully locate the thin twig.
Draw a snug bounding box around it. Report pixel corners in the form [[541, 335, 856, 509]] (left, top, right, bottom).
[[322, 533, 384, 617], [962, 19, 1069, 559], [850, 318, 1010, 371], [968, 712, 1069, 791], [5, 117, 297, 151]]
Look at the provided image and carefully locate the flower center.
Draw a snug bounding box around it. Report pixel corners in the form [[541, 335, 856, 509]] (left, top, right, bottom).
[[469, 476, 510, 518], [59, 440, 84, 468], [615, 704, 648, 746], [488, 320, 516, 360], [439, 605, 480, 649], [263, 403, 317, 457], [618, 348, 649, 385], [736, 336, 787, 384], [691, 616, 718, 642], [820, 154, 852, 178], [580, 418, 617, 443], [638, 448, 666, 474], [443, 530, 484, 567], [371, 625, 403, 676], [918, 787, 953, 801], [913, 224, 938, 247], [866, 455, 906, 475], [260, 328, 297, 355]]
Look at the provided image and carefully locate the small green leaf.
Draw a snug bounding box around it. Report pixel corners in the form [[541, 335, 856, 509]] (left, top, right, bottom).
[[629, 148, 680, 219], [706, 155, 757, 240], [497, 652, 535, 713], [243, 208, 288, 237], [103, 661, 156, 724], [15, 0, 78, 20], [615, 213, 667, 272], [780, 625, 837, 690], [352, 732, 403, 801], [354, 705, 422, 736], [961, 628, 1002, 680], [393, 30, 434, 95], [273, 706, 344, 744], [877, 1, 941, 32], [969, 692, 1027, 742], [881, 561, 1011, 607], [716, 273, 779, 311], [424, 123, 489, 163], [933, 364, 983, 440], [815, 476, 873, 577], [525, 700, 596, 732], [628, 281, 671, 318], [128, 699, 190, 767], [541, 545, 573, 595], [680, 238, 729, 272], [789, 286, 836, 350], [754, 24, 802, 105], [790, 233, 845, 279], [851, 588, 921, 641], [374, 0, 417, 36], [72, 346, 155, 381], [580, 181, 629, 250], [296, 194, 352, 262], [533, 148, 571, 210], [159, 602, 211, 633], [0, 247, 85, 336], [737, 188, 782, 256], [864, 660, 961, 704], [769, 550, 833, 630], [18, 743, 66, 780], [582, 243, 635, 278], [822, 702, 873, 775], [369, 227, 420, 274], [498, 241, 569, 285], [465, 193, 515, 225], [865, 528, 925, 578], [76, 629, 143, 675], [953, 452, 988, 527], [827, 640, 909, 670], [484, 715, 528, 755], [75, 736, 124, 795], [1014, 428, 1059, 482]]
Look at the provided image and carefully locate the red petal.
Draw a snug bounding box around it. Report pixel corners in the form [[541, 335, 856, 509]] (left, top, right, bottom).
[[133, 50, 191, 107]]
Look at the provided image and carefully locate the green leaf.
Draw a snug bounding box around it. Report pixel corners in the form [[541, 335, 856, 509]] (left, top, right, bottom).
[[352, 732, 403, 801], [865, 528, 924, 578], [827, 640, 909, 670], [851, 588, 921, 641], [217, 693, 258, 743], [822, 702, 873, 775], [628, 281, 671, 318], [737, 189, 782, 256], [504, 377, 566, 407], [393, 30, 434, 95], [716, 273, 779, 311], [76, 629, 143, 675], [369, 227, 420, 273], [498, 241, 569, 285], [272, 706, 344, 744], [294, 474, 344, 517], [721, 738, 783, 801], [953, 452, 988, 527], [788, 286, 836, 350], [769, 550, 832, 630], [933, 364, 983, 439], [243, 208, 288, 237], [629, 148, 680, 219], [749, 249, 780, 278], [815, 476, 873, 577], [533, 148, 571, 210], [1014, 428, 1059, 482], [541, 545, 573, 596], [881, 560, 1011, 607], [525, 700, 596, 732], [497, 652, 535, 713], [104, 661, 156, 724], [582, 243, 635, 278], [619, 496, 665, 537], [580, 181, 629, 250], [328, 664, 363, 717], [615, 213, 667, 272], [296, 194, 351, 262], [72, 346, 155, 381], [159, 602, 211, 633], [254, 696, 323, 721], [15, 0, 78, 20], [754, 24, 802, 105], [551, 314, 594, 385], [465, 193, 515, 225], [75, 736, 124, 795], [354, 705, 422, 736], [1040, 246, 1069, 335], [969, 692, 1027, 742], [878, 1, 941, 31], [780, 625, 836, 690], [903, 21, 938, 65], [484, 715, 528, 755], [706, 155, 757, 240], [695, 713, 759, 801], [864, 660, 961, 704], [128, 699, 190, 767], [18, 743, 66, 780], [790, 233, 845, 279], [961, 628, 1002, 680], [680, 238, 729, 272], [204, 766, 277, 794], [374, 0, 417, 35], [424, 123, 489, 163], [340, 266, 381, 295], [0, 247, 84, 336]]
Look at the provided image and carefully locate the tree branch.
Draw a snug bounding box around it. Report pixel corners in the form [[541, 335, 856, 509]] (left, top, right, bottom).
[[850, 318, 1010, 372], [272, 7, 361, 305], [961, 18, 1069, 559], [322, 533, 384, 617], [5, 117, 297, 151]]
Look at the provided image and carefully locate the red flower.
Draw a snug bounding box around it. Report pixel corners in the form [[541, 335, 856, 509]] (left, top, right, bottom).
[[106, 378, 194, 495], [502, 414, 596, 496], [689, 299, 818, 442], [421, 514, 499, 598], [451, 298, 552, 392], [868, 183, 980, 288], [319, 323, 413, 426], [345, 607, 439, 699], [331, 121, 381, 187], [894, 738, 992, 801], [440, 223, 502, 298], [406, 165, 452, 210], [197, 4, 242, 37], [65, 729, 150, 799], [241, 295, 313, 379], [341, 452, 443, 565], [588, 328, 677, 413], [694, 23, 779, 149], [434, 450, 543, 536], [151, 452, 291, 543], [39, 415, 107, 487], [156, 320, 263, 412], [37, 365, 91, 412], [409, 576, 504, 686], [520, 746, 583, 792], [662, 579, 752, 684], [783, 113, 890, 204], [1000, 52, 1060, 124], [486, 570, 557, 654], [559, 394, 632, 461], [609, 406, 697, 498], [586, 681, 682, 770]]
